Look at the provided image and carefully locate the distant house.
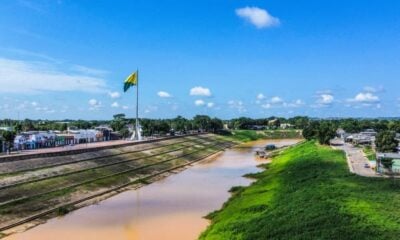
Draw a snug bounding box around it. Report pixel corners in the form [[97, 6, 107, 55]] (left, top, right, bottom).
[[376, 153, 400, 174], [280, 123, 293, 129], [0, 126, 13, 132], [14, 131, 57, 150], [250, 125, 265, 130], [360, 129, 377, 137], [345, 129, 377, 146], [336, 128, 347, 139], [392, 160, 400, 174]]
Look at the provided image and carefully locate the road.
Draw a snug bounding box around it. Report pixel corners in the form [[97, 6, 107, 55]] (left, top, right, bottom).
[[332, 139, 377, 177]]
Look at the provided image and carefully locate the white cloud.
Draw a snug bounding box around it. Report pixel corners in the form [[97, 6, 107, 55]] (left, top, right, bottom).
[[190, 86, 212, 97], [261, 103, 271, 109], [295, 99, 304, 105], [157, 91, 172, 98], [88, 99, 98, 106], [318, 94, 334, 105], [256, 93, 266, 100], [195, 99, 205, 106], [287, 99, 305, 108], [270, 96, 283, 104], [228, 100, 246, 113], [111, 102, 119, 108], [71, 65, 109, 77], [108, 91, 121, 99], [122, 105, 129, 110], [207, 102, 215, 108], [348, 92, 380, 103], [363, 86, 384, 93], [31, 101, 38, 107], [0, 58, 107, 93], [236, 6, 280, 29], [88, 99, 101, 110]]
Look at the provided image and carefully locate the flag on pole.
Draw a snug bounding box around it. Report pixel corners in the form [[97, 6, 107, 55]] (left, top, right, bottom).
[[123, 71, 138, 92]]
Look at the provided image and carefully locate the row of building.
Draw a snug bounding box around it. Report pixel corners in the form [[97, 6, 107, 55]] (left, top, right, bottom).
[[12, 127, 120, 150], [337, 128, 400, 175]]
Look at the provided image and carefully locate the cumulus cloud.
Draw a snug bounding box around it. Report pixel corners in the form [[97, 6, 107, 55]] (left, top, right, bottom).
[[111, 102, 119, 108], [348, 92, 380, 104], [207, 102, 215, 108], [0, 58, 107, 93], [270, 96, 284, 104], [236, 6, 280, 29], [256, 93, 266, 100], [88, 99, 101, 110], [194, 99, 205, 106], [261, 103, 271, 109], [228, 100, 246, 113], [31, 101, 38, 107], [317, 94, 334, 105], [157, 91, 172, 98], [108, 91, 121, 99], [287, 99, 305, 108], [190, 86, 212, 97], [122, 105, 129, 110]]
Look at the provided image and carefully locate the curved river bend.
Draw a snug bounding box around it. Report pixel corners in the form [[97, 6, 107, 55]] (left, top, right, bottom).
[[6, 139, 300, 240]]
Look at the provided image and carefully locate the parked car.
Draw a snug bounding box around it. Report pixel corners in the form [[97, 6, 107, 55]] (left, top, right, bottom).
[[265, 144, 277, 151], [364, 163, 370, 168]]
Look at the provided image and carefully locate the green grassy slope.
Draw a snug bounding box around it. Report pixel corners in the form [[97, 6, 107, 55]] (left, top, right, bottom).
[[220, 130, 302, 142], [200, 141, 400, 240]]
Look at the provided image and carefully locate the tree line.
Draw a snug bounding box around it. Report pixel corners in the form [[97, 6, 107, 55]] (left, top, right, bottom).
[[2, 116, 400, 152]]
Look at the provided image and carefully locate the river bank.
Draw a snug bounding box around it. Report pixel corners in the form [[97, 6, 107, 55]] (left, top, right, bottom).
[[3, 139, 300, 240], [0, 134, 235, 238], [200, 141, 400, 240]]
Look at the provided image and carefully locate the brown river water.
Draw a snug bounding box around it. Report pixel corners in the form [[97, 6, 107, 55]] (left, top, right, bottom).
[[5, 139, 300, 240]]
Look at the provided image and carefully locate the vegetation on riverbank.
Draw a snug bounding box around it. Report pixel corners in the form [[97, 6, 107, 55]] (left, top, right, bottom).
[[200, 141, 400, 240], [220, 130, 303, 142]]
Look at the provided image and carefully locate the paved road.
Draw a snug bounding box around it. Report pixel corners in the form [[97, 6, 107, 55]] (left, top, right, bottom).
[[332, 140, 377, 177]]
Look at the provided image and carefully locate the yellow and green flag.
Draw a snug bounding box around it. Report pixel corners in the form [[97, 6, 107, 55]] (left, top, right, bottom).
[[123, 71, 138, 92]]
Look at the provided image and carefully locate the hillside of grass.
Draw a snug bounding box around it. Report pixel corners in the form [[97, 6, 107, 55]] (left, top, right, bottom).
[[200, 141, 400, 240], [222, 130, 303, 142]]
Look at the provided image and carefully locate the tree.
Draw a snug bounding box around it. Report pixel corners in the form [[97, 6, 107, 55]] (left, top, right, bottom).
[[376, 131, 398, 153], [59, 123, 68, 132], [302, 121, 320, 140], [210, 118, 223, 133], [193, 115, 211, 131], [1, 131, 16, 153], [113, 113, 126, 120], [316, 122, 336, 145]]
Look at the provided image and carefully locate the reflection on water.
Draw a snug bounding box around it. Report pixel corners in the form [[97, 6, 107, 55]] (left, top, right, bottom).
[[6, 139, 300, 240]]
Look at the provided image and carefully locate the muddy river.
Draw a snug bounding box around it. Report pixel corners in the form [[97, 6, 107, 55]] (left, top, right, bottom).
[[5, 139, 300, 240]]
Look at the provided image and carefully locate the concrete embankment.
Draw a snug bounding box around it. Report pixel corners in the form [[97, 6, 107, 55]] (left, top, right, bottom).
[[0, 134, 236, 236]]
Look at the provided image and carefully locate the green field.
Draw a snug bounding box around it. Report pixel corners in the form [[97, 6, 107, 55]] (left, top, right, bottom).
[[200, 141, 400, 240]]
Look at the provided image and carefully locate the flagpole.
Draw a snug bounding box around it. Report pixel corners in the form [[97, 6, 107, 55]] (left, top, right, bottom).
[[135, 69, 139, 140]]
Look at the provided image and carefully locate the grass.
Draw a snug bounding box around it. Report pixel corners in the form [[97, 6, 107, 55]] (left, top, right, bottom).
[[220, 130, 303, 143], [263, 130, 302, 139], [363, 146, 376, 161], [200, 141, 400, 240]]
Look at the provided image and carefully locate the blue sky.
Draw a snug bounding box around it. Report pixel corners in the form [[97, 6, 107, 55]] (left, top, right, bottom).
[[0, 0, 399, 120]]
